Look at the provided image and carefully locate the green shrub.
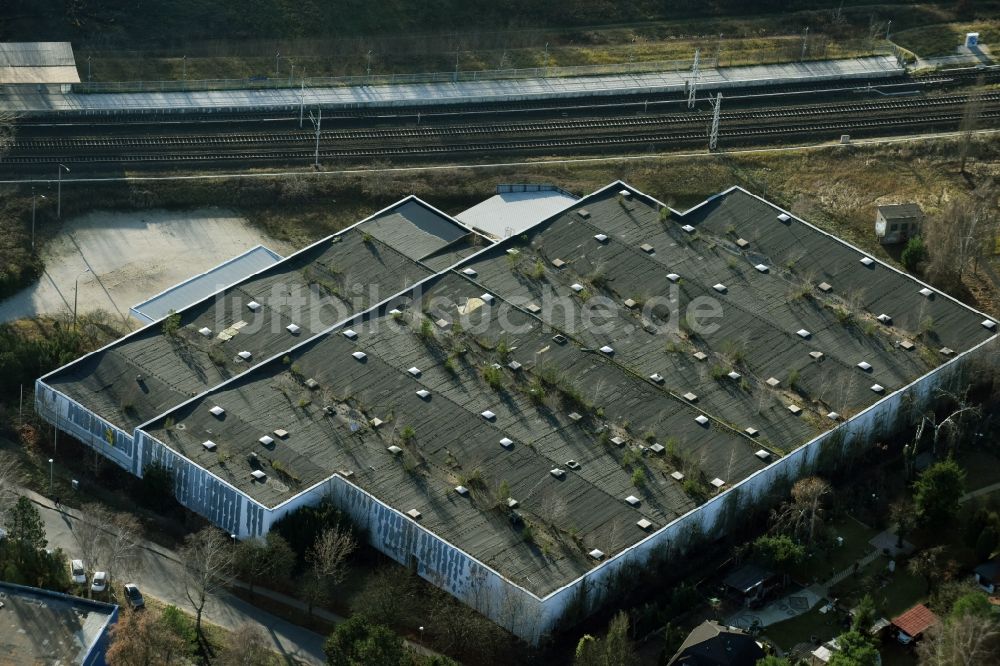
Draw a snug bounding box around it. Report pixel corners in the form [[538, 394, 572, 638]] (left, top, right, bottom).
[[901, 236, 927, 272], [162, 310, 181, 337], [482, 365, 504, 389], [631, 468, 646, 487]]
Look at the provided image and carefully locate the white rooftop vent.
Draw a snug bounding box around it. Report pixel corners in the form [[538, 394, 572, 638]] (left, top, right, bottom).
[[728, 371, 741, 380], [566, 460, 581, 470], [860, 257, 875, 267], [416, 389, 430, 400], [809, 351, 824, 360], [247, 301, 262, 312], [745, 427, 759, 437], [827, 411, 840, 421], [710, 478, 726, 489], [871, 384, 885, 394], [209, 406, 225, 417], [640, 243, 655, 254], [619, 188, 632, 198], [818, 282, 833, 293], [259, 435, 274, 446], [712, 283, 727, 293], [766, 377, 781, 388], [637, 518, 653, 530], [202, 440, 217, 451], [919, 288, 933, 297], [755, 264, 769, 273], [480, 293, 495, 304], [610, 436, 625, 447], [274, 429, 289, 439], [525, 303, 541, 314], [683, 392, 698, 402], [900, 340, 915, 350], [623, 298, 637, 309], [406, 509, 422, 520], [796, 329, 811, 339], [777, 213, 791, 222], [695, 415, 709, 426], [940, 347, 955, 356], [506, 248, 519, 256], [198, 327, 212, 337], [481, 410, 496, 420], [568, 412, 583, 421], [305, 378, 319, 389], [387, 445, 403, 455], [455, 485, 469, 496], [649, 373, 665, 384], [649, 443, 665, 454], [599, 345, 614, 355], [578, 209, 591, 219], [593, 233, 608, 242], [370, 417, 384, 428], [625, 495, 640, 507], [507, 498, 519, 509], [570, 283, 584, 293], [251, 470, 267, 481], [508, 360, 523, 371], [666, 273, 680, 282], [550, 468, 566, 479], [693, 351, 708, 361], [237, 351, 252, 360], [389, 308, 402, 316], [671, 471, 685, 481], [788, 404, 802, 415], [877, 314, 892, 325], [735, 238, 749, 248], [983, 319, 998, 331], [589, 549, 605, 560], [857, 361, 872, 371], [681, 224, 696, 234], [408, 367, 421, 377], [286, 323, 301, 334], [553, 334, 568, 344], [755, 449, 771, 461], [462, 267, 477, 277], [551, 258, 566, 268], [352, 351, 367, 361], [499, 437, 514, 449], [343, 329, 358, 340]]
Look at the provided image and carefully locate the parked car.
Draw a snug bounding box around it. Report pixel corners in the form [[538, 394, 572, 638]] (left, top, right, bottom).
[[91, 571, 107, 593], [123, 583, 144, 609], [70, 560, 86, 585]]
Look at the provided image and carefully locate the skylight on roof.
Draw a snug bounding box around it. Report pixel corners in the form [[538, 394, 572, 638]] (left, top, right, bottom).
[[589, 549, 605, 560], [777, 213, 791, 222], [728, 371, 741, 380], [599, 345, 614, 355], [209, 406, 225, 417], [755, 264, 769, 273], [797, 329, 811, 339], [566, 460, 581, 470], [387, 445, 403, 455], [736, 238, 749, 248], [499, 437, 514, 449], [857, 361, 872, 371], [352, 351, 367, 361], [578, 209, 591, 219], [871, 384, 885, 394], [550, 468, 566, 479], [406, 509, 422, 520], [526, 303, 541, 314], [637, 518, 653, 530], [481, 410, 496, 420], [710, 478, 726, 488], [259, 435, 274, 445], [693, 351, 707, 361], [766, 377, 780, 388], [755, 449, 771, 461], [649, 443, 665, 454], [683, 392, 698, 402], [462, 268, 477, 277], [343, 329, 358, 340], [984, 320, 998, 331], [745, 427, 759, 437], [610, 436, 625, 447], [818, 282, 833, 293], [198, 327, 212, 337], [416, 389, 430, 400], [551, 258, 566, 268], [649, 373, 664, 384], [408, 367, 421, 377], [713, 284, 727, 293], [251, 470, 267, 481], [877, 314, 892, 325], [860, 257, 875, 267], [202, 440, 216, 451], [593, 233, 607, 242], [810, 351, 824, 360], [480, 293, 495, 304], [681, 225, 696, 234], [625, 495, 640, 506], [237, 351, 251, 360], [247, 301, 261, 312], [671, 471, 685, 481], [788, 404, 802, 415], [570, 283, 584, 293], [695, 415, 709, 426], [508, 360, 523, 371], [286, 323, 301, 334], [455, 485, 469, 496], [639, 243, 654, 254], [919, 288, 933, 297], [827, 411, 840, 421], [666, 273, 680, 282]]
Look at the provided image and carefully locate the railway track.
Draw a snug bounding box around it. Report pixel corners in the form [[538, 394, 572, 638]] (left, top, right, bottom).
[[4, 108, 997, 165]]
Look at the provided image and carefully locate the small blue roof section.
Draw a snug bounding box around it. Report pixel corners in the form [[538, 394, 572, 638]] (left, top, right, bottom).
[[130, 245, 283, 323], [457, 184, 578, 238]]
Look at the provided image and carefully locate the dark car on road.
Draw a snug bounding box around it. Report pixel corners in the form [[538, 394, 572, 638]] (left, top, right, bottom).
[[123, 583, 145, 610]]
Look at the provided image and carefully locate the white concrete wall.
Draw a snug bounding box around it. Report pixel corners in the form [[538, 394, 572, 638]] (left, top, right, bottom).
[[34, 380, 135, 471]]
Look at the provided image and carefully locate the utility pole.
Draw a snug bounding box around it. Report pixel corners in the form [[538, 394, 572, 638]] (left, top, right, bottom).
[[289, 60, 294, 86], [886, 20, 892, 41], [366, 50, 372, 81], [74, 267, 90, 329], [688, 48, 700, 109], [87, 55, 91, 82], [801, 27, 809, 61], [31, 189, 45, 251], [309, 109, 322, 169], [182, 55, 187, 81], [709, 92, 722, 152], [299, 75, 306, 128], [543, 42, 549, 71], [57, 163, 69, 219], [275, 51, 280, 77], [454, 50, 460, 82]]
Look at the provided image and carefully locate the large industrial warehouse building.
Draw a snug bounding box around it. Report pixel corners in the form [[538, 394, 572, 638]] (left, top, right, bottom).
[[37, 182, 997, 643]]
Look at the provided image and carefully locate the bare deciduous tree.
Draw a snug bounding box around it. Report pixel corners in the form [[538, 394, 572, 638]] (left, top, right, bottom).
[[74, 504, 144, 595], [959, 81, 985, 174], [301, 525, 356, 614], [106, 608, 187, 666], [0, 111, 16, 158], [924, 183, 998, 288], [179, 527, 234, 634], [772, 476, 831, 545], [917, 612, 1000, 665], [0, 451, 21, 521]]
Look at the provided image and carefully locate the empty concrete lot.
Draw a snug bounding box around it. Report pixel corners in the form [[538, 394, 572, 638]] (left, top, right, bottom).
[[0, 208, 291, 326]]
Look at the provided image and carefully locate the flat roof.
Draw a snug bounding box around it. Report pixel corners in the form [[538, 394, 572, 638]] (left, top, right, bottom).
[[0, 42, 80, 84], [130, 245, 284, 322], [0, 581, 116, 665], [457, 184, 578, 238], [44, 197, 486, 431], [138, 182, 995, 596]]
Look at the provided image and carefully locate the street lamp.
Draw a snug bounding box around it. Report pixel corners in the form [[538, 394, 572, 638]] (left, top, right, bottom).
[[57, 163, 70, 219], [182, 55, 187, 81], [74, 267, 91, 329], [275, 51, 280, 77], [31, 188, 46, 251], [49, 458, 54, 493], [418, 626, 424, 642]]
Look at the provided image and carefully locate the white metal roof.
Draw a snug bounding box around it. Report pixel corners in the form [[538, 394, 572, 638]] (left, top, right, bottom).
[[456, 185, 578, 238], [0, 42, 80, 84]]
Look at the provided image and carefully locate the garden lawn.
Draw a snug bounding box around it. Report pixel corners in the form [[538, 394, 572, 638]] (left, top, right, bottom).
[[790, 516, 878, 585]]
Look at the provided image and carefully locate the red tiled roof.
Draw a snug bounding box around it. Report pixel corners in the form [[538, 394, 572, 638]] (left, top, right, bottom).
[[892, 604, 939, 638]]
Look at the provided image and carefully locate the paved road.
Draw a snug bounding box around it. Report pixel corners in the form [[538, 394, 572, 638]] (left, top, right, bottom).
[[27, 489, 326, 665]]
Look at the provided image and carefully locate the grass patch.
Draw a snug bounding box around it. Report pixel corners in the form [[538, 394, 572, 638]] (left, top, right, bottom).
[[893, 20, 999, 58], [763, 605, 841, 652], [788, 516, 878, 585]]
